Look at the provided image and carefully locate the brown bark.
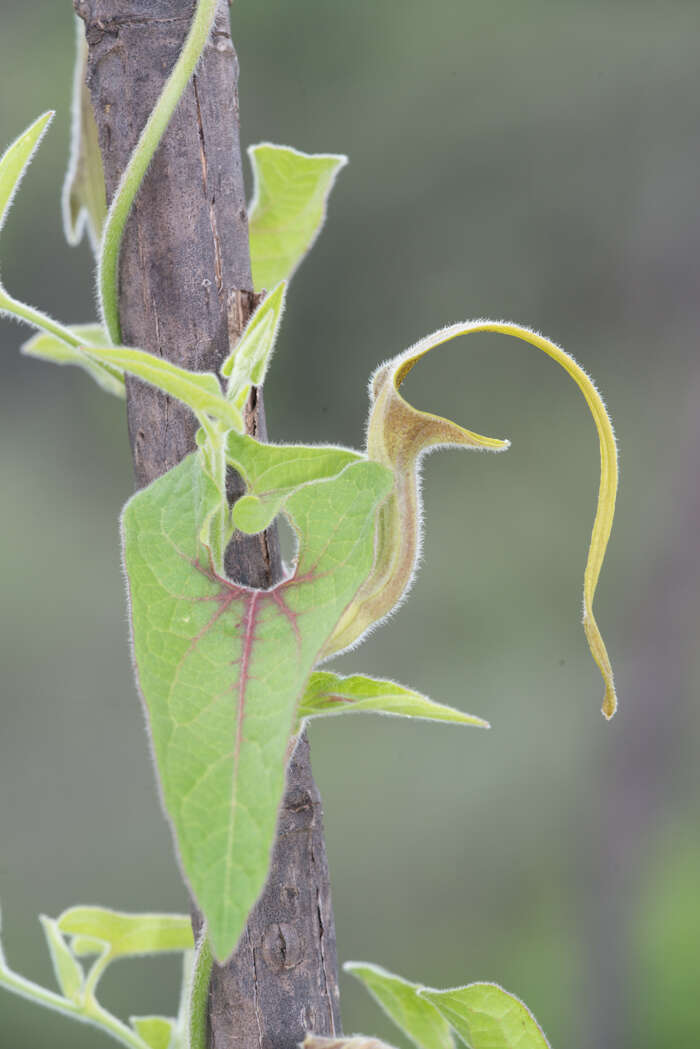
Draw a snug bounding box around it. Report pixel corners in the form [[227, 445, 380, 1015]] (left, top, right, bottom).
[[76, 2, 341, 1045]]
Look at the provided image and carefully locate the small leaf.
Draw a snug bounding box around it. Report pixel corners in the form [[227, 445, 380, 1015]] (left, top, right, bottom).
[[0, 112, 53, 235], [79, 345, 242, 429], [130, 1015, 175, 1049], [62, 16, 107, 252], [22, 324, 125, 397], [345, 962, 454, 1049], [68, 936, 110, 958], [39, 916, 84, 1004], [327, 320, 618, 719], [227, 430, 361, 534], [222, 281, 286, 410], [0, 113, 92, 351], [248, 143, 347, 291], [122, 454, 392, 961], [57, 908, 193, 959], [419, 983, 551, 1049], [300, 674, 488, 729]]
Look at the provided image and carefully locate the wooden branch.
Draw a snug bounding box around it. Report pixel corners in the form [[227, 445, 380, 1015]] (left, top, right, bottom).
[[76, 2, 341, 1044]]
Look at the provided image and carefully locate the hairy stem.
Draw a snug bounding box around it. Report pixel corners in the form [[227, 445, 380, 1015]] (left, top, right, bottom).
[[0, 964, 150, 1049]]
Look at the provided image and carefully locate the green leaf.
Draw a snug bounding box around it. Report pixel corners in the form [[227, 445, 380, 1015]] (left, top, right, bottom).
[[79, 345, 242, 429], [39, 916, 84, 1004], [301, 674, 488, 729], [226, 430, 361, 534], [248, 143, 347, 291], [345, 963, 454, 1049], [0, 114, 117, 358], [130, 1016, 175, 1049], [122, 453, 392, 962], [327, 320, 619, 719], [57, 908, 193, 959], [0, 112, 53, 235], [22, 324, 125, 397], [222, 281, 286, 411], [0, 113, 108, 352], [419, 984, 551, 1049], [62, 16, 107, 252]]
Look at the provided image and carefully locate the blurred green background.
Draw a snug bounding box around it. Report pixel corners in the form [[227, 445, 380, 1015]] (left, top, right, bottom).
[[2, 2, 699, 1047]]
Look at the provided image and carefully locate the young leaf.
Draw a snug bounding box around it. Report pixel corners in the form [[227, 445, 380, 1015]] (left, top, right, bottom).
[[326, 320, 619, 718], [300, 673, 488, 729], [222, 281, 286, 411], [0, 112, 53, 235], [79, 345, 242, 430], [130, 1016, 175, 1049], [419, 983, 551, 1049], [0, 114, 115, 351], [226, 430, 361, 534], [248, 144, 347, 291], [122, 453, 393, 961], [345, 962, 454, 1049], [22, 324, 125, 397], [62, 16, 107, 252], [57, 908, 194, 959], [39, 916, 84, 1005]]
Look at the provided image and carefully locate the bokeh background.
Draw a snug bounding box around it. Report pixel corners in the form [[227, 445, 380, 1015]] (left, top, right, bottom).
[[2, 2, 699, 1047]]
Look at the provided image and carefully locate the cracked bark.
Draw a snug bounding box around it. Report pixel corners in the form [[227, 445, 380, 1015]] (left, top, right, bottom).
[[75, 2, 342, 1046]]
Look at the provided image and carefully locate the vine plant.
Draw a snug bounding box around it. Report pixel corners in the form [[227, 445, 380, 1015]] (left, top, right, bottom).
[[0, 4, 619, 1049]]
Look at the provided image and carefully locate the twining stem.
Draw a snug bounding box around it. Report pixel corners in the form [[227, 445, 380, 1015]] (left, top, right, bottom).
[[98, 0, 219, 344]]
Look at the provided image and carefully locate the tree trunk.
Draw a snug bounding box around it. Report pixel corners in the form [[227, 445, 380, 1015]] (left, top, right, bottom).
[[76, 2, 342, 1045]]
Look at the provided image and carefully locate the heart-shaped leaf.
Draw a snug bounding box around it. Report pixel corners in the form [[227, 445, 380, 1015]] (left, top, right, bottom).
[[122, 453, 392, 961]]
